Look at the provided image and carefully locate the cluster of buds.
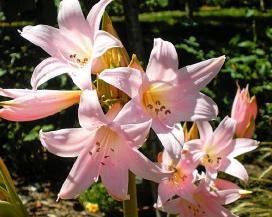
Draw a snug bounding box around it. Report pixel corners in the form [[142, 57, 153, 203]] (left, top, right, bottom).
[[0, 0, 258, 216]]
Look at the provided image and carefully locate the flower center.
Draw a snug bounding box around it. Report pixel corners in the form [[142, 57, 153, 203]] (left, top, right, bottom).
[[202, 153, 222, 168], [142, 83, 172, 117], [68, 53, 90, 68], [186, 203, 206, 216], [87, 126, 119, 166], [170, 166, 187, 186]]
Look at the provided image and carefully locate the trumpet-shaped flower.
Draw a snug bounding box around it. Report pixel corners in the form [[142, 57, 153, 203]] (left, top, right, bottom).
[[0, 88, 81, 121], [20, 0, 122, 90], [156, 179, 243, 217], [99, 38, 224, 149], [231, 83, 257, 138], [157, 149, 198, 204], [183, 116, 259, 181], [40, 90, 170, 200]]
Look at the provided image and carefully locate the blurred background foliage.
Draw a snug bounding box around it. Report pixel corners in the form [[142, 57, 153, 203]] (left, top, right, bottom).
[[0, 0, 271, 216]]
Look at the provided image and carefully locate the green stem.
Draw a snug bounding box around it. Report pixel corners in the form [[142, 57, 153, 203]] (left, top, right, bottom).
[[123, 171, 138, 217]]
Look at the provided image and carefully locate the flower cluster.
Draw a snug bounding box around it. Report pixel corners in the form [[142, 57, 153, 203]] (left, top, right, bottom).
[[0, 0, 258, 216]]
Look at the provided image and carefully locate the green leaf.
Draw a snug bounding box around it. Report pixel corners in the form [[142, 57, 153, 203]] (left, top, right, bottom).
[[237, 41, 256, 49], [0, 201, 18, 217]]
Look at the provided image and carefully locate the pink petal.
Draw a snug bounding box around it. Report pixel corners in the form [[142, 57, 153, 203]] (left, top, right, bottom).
[[196, 121, 213, 142], [100, 146, 129, 201], [228, 138, 258, 158], [126, 147, 171, 183], [20, 25, 62, 58], [119, 119, 152, 148], [219, 158, 248, 182], [31, 57, 73, 89], [105, 103, 122, 121], [40, 128, 92, 157], [177, 56, 225, 91], [209, 116, 236, 154], [99, 67, 144, 98], [78, 90, 106, 129], [58, 149, 101, 199], [113, 96, 150, 125], [156, 123, 184, 158], [68, 67, 92, 90], [158, 180, 178, 204], [213, 179, 241, 205], [155, 197, 181, 214], [92, 30, 122, 59], [58, 0, 91, 38], [87, 0, 112, 43], [157, 91, 218, 127], [146, 38, 179, 82], [0, 90, 81, 121], [0, 88, 37, 98], [183, 139, 204, 164]]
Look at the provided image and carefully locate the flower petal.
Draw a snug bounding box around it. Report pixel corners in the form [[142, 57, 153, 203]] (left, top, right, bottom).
[[158, 180, 178, 204], [31, 57, 73, 89], [58, 0, 90, 36], [87, 0, 112, 43], [210, 116, 236, 154], [228, 138, 259, 158], [219, 158, 248, 182], [100, 144, 129, 201], [40, 128, 92, 157], [78, 90, 106, 129], [58, 149, 101, 199], [113, 96, 150, 125], [157, 123, 184, 158], [119, 119, 152, 148], [126, 147, 171, 183], [177, 56, 225, 92], [0, 88, 36, 98], [92, 30, 122, 59], [155, 198, 181, 214], [196, 121, 213, 142], [146, 38, 179, 82], [0, 90, 81, 121], [20, 25, 62, 58], [99, 67, 144, 98]]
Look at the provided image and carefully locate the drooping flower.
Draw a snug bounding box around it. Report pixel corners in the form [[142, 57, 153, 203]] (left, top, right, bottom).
[[0, 88, 81, 121], [20, 0, 122, 90], [156, 178, 244, 217], [98, 38, 225, 150], [231, 83, 257, 138], [183, 116, 259, 181], [40, 90, 170, 200], [157, 149, 198, 204]]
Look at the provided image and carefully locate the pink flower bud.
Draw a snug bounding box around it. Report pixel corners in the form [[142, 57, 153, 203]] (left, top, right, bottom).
[[231, 83, 257, 138]]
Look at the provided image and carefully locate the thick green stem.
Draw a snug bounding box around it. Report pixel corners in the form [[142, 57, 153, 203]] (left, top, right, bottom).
[[123, 171, 138, 217]]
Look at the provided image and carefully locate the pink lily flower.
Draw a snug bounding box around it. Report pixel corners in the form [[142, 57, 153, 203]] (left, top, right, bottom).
[[0, 88, 81, 121], [156, 178, 244, 217], [40, 90, 170, 200], [98, 38, 225, 149], [157, 149, 198, 204], [20, 0, 122, 90], [231, 83, 257, 138], [183, 116, 259, 181]]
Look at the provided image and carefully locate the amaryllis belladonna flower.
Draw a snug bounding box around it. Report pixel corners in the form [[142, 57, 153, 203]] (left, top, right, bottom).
[[40, 90, 170, 200], [157, 149, 198, 204], [183, 116, 259, 181], [20, 0, 122, 90], [156, 178, 246, 217], [99, 38, 225, 151], [231, 83, 257, 138]]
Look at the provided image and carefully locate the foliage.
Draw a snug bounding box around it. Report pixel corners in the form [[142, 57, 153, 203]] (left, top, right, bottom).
[[0, 158, 29, 217], [79, 182, 122, 216]]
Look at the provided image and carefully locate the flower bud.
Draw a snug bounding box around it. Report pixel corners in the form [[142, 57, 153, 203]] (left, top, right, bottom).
[[231, 83, 257, 138]]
